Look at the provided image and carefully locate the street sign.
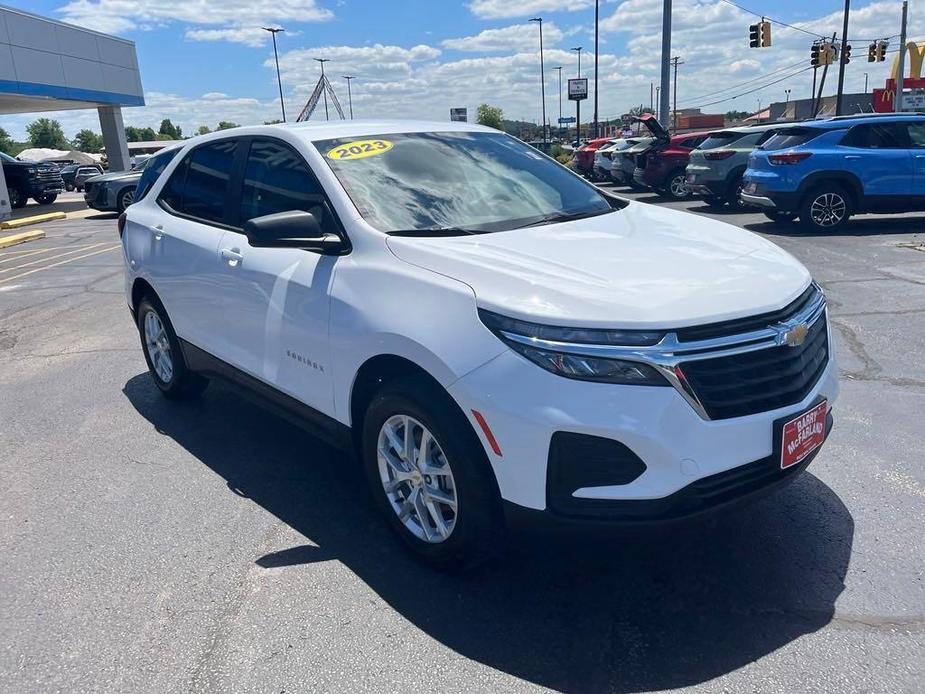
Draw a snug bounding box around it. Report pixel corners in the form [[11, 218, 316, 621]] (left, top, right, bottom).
[[558, 116, 576, 124], [902, 91, 925, 109], [567, 78, 588, 101], [450, 107, 467, 122]]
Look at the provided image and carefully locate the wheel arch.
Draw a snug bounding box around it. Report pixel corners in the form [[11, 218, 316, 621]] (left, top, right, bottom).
[[130, 277, 157, 317], [798, 171, 863, 209]]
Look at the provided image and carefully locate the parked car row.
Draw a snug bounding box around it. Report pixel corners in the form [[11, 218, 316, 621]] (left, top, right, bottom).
[[83, 145, 181, 213], [581, 112, 925, 231]]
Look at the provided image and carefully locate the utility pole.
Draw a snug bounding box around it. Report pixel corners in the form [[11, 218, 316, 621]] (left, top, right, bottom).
[[262, 27, 286, 122], [555, 66, 563, 136], [342, 75, 354, 119], [659, 0, 672, 127], [835, 0, 851, 115], [814, 33, 837, 117], [530, 18, 547, 145], [671, 56, 683, 132], [314, 58, 330, 120], [593, 0, 600, 138], [572, 46, 583, 142], [896, 0, 908, 113]]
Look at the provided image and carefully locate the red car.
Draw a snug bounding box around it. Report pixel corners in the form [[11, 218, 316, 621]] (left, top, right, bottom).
[[573, 137, 613, 178], [631, 115, 709, 199]]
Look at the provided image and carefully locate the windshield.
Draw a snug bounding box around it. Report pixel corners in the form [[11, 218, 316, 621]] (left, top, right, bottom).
[[315, 131, 617, 234]]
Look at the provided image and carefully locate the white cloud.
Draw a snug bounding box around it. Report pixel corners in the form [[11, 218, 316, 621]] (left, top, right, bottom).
[[442, 22, 564, 52], [57, 0, 333, 45], [468, 0, 594, 20]]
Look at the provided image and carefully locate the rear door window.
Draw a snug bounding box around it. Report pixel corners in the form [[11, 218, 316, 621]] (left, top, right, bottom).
[[158, 139, 238, 225], [841, 123, 910, 149]]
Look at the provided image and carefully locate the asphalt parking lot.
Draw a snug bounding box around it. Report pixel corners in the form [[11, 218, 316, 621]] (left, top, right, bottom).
[[1, 190, 923, 693]]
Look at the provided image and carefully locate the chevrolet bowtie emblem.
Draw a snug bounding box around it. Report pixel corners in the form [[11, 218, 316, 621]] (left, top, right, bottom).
[[781, 323, 809, 348]]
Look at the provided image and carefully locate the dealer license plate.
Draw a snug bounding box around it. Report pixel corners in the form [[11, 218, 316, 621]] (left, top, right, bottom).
[[779, 400, 827, 470]]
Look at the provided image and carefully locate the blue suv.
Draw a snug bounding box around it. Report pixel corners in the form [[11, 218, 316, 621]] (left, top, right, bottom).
[[741, 113, 925, 231]]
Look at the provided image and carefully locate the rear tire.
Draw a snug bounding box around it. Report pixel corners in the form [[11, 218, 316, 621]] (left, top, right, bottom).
[[659, 170, 691, 200], [35, 193, 57, 205], [116, 186, 135, 213], [361, 380, 503, 572], [136, 295, 208, 400], [726, 177, 747, 209], [703, 195, 727, 209], [799, 185, 852, 231]]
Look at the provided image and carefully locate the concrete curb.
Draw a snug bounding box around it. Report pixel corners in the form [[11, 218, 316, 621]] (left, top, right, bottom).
[[0, 229, 46, 249], [0, 212, 66, 229]]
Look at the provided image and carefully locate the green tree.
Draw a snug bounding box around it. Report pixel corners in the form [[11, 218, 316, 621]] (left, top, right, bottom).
[[476, 104, 504, 130], [124, 125, 142, 142], [264, 119, 283, 125], [216, 121, 240, 131], [0, 127, 15, 154], [628, 104, 654, 116], [725, 110, 750, 121], [72, 129, 104, 153], [158, 118, 182, 139], [26, 118, 69, 149], [196, 125, 212, 135]]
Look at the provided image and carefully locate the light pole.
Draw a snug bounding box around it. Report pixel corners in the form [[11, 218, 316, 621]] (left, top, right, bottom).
[[593, 0, 599, 138], [529, 18, 547, 146], [313, 57, 330, 120], [572, 46, 583, 142], [342, 75, 355, 119], [262, 27, 286, 122], [554, 66, 563, 137]]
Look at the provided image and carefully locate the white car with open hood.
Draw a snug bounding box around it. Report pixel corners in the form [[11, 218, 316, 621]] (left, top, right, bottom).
[[120, 120, 838, 570]]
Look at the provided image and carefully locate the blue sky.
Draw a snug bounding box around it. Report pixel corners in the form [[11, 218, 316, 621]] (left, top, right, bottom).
[[4, 0, 920, 140]]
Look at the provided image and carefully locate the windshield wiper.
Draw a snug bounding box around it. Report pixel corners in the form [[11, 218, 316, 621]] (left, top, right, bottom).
[[387, 226, 485, 237], [508, 208, 613, 230]]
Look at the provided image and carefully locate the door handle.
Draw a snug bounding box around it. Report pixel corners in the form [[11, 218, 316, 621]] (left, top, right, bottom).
[[221, 248, 243, 267]]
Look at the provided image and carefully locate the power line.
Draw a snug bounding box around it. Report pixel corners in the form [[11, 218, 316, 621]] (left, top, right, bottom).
[[679, 57, 809, 106], [690, 65, 815, 109], [718, 0, 827, 39]]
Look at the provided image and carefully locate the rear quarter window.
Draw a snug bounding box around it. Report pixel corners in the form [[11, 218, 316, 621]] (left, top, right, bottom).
[[761, 128, 826, 150]]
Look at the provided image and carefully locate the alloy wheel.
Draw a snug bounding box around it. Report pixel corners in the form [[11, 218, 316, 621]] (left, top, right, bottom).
[[669, 174, 689, 198], [143, 310, 174, 383], [809, 192, 846, 228], [377, 414, 458, 543], [120, 189, 134, 211]]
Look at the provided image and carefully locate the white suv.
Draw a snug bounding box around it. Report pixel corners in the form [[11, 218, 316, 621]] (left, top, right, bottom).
[[121, 121, 838, 569]]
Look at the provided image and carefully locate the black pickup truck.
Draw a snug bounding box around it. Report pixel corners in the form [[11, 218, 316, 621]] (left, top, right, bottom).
[[2, 152, 65, 208]]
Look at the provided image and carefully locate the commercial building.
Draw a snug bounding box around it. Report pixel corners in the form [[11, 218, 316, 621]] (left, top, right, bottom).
[[0, 5, 144, 219]]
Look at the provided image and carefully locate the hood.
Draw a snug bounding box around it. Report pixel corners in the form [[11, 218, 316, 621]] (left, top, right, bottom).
[[634, 114, 670, 142], [86, 170, 141, 183], [386, 202, 810, 329]]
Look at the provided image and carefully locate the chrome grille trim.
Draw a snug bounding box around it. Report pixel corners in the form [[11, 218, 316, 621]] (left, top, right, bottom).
[[498, 284, 827, 420]]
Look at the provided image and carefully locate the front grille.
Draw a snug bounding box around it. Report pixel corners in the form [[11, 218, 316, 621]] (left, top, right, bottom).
[[34, 168, 64, 186], [680, 313, 829, 420]]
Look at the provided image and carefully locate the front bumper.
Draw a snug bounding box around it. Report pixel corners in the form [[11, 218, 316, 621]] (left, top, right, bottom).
[[84, 185, 116, 211], [449, 336, 839, 519]]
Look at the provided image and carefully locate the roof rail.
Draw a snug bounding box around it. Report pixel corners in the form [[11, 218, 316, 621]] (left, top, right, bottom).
[[820, 112, 925, 121]]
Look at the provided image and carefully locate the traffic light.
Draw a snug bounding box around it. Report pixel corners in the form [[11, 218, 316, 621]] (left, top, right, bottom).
[[811, 43, 821, 67], [749, 23, 761, 48], [760, 21, 772, 47], [876, 40, 888, 61], [868, 42, 877, 62], [826, 43, 837, 65], [843, 44, 851, 63]]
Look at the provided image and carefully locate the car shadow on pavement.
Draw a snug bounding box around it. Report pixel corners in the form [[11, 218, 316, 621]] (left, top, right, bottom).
[[745, 214, 925, 237], [123, 373, 854, 693]]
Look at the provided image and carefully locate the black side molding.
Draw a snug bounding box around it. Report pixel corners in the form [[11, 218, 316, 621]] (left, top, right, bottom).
[[179, 339, 354, 451]]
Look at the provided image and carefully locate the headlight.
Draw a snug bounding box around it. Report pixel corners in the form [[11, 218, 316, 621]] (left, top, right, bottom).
[[478, 309, 669, 386], [26, 167, 38, 175]]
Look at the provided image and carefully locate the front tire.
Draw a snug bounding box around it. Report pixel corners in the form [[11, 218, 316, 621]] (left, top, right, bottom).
[[9, 187, 25, 208], [799, 185, 852, 231], [116, 187, 135, 213], [35, 193, 57, 205], [136, 295, 208, 400], [361, 380, 503, 571]]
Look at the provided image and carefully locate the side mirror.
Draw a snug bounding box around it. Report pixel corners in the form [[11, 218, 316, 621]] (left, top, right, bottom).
[[243, 210, 347, 254]]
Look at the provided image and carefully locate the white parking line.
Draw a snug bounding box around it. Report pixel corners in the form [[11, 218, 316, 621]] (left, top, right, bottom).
[[0, 243, 110, 275], [0, 244, 120, 285]]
